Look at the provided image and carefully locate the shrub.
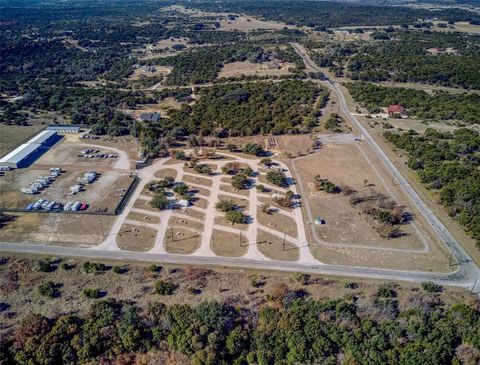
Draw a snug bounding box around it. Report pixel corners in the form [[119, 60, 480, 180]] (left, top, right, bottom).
[[112, 265, 122, 274], [256, 184, 266, 192], [266, 170, 287, 187], [83, 261, 106, 274], [193, 164, 212, 175], [231, 174, 248, 190], [172, 184, 189, 196], [242, 143, 263, 156], [60, 262, 71, 271], [155, 280, 177, 295], [38, 259, 53, 273], [421, 281, 443, 293], [150, 193, 169, 210], [215, 199, 237, 212], [83, 288, 101, 299], [377, 284, 397, 298], [225, 211, 245, 224], [148, 264, 160, 272], [38, 281, 57, 298], [243, 167, 254, 177]]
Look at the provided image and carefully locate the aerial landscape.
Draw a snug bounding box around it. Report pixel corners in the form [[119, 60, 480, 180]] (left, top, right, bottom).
[[0, 0, 479, 363]]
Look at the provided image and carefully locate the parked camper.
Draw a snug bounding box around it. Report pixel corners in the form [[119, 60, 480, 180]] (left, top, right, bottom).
[[71, 201, 81, 211], [64, 202, 73, 211]]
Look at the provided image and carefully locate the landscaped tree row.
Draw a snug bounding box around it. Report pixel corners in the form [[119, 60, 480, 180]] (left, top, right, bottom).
[[346, 31, 480, 89], [384, 128, 480, 248], [161, 80, 328, 136], [346, 82, 480, 124], [1, 295, 478, 365]]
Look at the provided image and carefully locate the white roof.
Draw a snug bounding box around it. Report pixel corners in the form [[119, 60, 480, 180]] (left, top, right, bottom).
[[178, 199, 190, 206], [0, 143, 41, 164], [28, 130, 57, 145]]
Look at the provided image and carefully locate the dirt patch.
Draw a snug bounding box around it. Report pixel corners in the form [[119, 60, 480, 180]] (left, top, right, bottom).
[[164, 227, 201, 254], [214, 216, 248, 231], [127, 211, 160, 225], [117, 223, 156, 252], [257, 229, 299, 261], [182, 174, 213, 187], [218, 61, 294, 79], [192, 197, 208, 210], [210, 229, 248, 257], [219, 184, 250, 197], [257, 210, 298, 238], [154, 168, 178, 179], [279, 134, 317, 158]]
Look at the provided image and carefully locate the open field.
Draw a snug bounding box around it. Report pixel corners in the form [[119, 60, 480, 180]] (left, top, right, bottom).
[[210, 229, 248, 257], [164, 226, 201, 254], [214, 215, 249, 231], [217, 194, 249, 211], [154, 168, 178, 179], [257, 210, 298, 238], [293, 143, 431, 249], [257, 229, 299, 261], [219, 184, 250, 197], [182, 174, 213, 187], [128, 66, 171, 81], [0, 124, 44, 157], [127, 211, 160, 224], [117, 223, 156, 251], [218, 61, 294, 78], [168, 215, 204, 232], [123, 98, 183, 118], [219, 15, 294, 31]]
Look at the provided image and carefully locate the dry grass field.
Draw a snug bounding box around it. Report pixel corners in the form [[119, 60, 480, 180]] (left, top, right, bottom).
[[257, 210, 298, 238], [210, 229, 248, 257], [219, 184, 250, 197], [117, 223, 156, 251], [0, 124, 45, 157], [127, 211, 160, 224], [214, 215, 248, 231], [218, 61, 294, 78], [293, 143, 430, 249], [153, 168, 178, 179], [182, 174, 213, 187], [257, 229, 299, 261], [164, 227, 201, 254]]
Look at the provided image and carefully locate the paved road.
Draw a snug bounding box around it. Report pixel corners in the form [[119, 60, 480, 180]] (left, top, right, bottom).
[[0, 241, 474, 288], [290, 43, 480, 286]]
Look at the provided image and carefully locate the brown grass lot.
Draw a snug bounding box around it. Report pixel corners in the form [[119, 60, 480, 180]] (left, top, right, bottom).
[[117, 223, 156, 252], [337, 83, 480, 267], [183, 163, 218, 175], [218, 61, 294, 79], [153, 168, 178, 179], [182, 174, 213, 187], [217, 194, 249, 211], [294, 143, 431, 250], [257, 210, 298, 238], [2, 254, 472, 335], [188, 184, 211, 197], [133, 198, 160, 213], [0, 124, 45, 157], [219, 184, 250, 197], [214, 215, 248, 231], [168, 215, 204, 232], [278, 134, 317, 158], [210, 229, 248, 257], [192, 197, 208, 210], [258, 196, 293, 213], [127, 211, 160, 225], [164, 227, 201, 254], [173, 208, 205, 220], [0, 212, 115, 246], [257, 229, 299, 261]]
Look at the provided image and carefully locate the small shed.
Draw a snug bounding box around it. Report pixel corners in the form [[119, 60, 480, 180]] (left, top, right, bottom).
[[314, 217, 326, 225]]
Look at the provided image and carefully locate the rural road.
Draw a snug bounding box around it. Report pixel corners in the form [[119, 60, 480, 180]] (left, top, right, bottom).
[[290, 42, 480, 287], [0, 241, 475, 289]]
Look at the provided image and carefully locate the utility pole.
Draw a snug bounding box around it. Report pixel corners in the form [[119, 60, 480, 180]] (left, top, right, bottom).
[[448, 249, 456, 267], [239, 231, 243, 247], [471, 278, 478, 295], [99, 218, 105, 240], [170, 225, 174, 242], [282, 233, 286, 251]]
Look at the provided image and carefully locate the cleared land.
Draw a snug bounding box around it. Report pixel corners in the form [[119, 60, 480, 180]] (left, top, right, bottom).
[[218, 61, 294, 78], [182, 174, 213, 187], [0, 124, 45, 157], [127, 211, 160, 224], [210, 229, 248, 257], [257, 210, 298, 238], [257, 229, 299, 261], [117, 223, 156, 251], [164, 226, 201, 254]]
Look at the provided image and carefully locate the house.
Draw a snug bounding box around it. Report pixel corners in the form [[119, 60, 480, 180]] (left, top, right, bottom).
[[388, 105, 405, 117], [139, 112, 161, 122]]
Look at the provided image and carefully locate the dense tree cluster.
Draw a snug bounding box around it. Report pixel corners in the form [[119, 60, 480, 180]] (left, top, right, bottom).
[[188, 0, 480, 28], [1, 296, 479, 364], [384, 128, 480, 247], [346, 82, 480, 124], [161, 80, 327, 136], [347, 31, 480, 89]]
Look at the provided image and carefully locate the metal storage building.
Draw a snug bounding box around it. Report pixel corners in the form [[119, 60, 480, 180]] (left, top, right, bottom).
[[28, 130, 60, 146], [46, 125, 80, 133], [0, 143, 47, 168]]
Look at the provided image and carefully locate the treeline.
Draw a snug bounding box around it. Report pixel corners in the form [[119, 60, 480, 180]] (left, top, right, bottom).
[[346, 82, 480, 124], [384, 128, 480, 248], [347, 31, 480, 89], [161, 80, 327, 135], [1, 295, 479, 365], [187, 0, 480, 28]]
